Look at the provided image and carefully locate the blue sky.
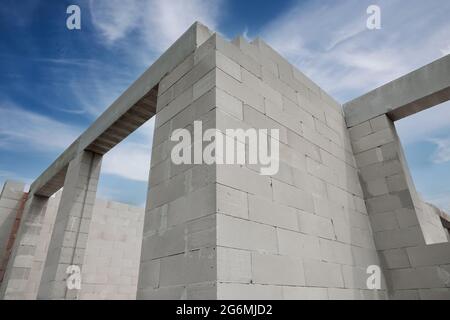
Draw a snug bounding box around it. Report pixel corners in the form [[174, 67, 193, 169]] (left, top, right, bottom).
[[0, 0, 449, 210]]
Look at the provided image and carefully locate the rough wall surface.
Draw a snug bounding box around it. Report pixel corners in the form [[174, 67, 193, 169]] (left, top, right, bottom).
[[421, 202, 450, 244], [23, 192, 60, 299], [214, 36, 385, 300], [0, 181, 25, 266], [0, 182, 144, 300], [0, 181, 26, 286], [80, 199, 144, 300], [138, 31, 218, 300], [38, 151, 102, 299], [0, 193, 49, 299], [138, 30, 386, 300], [347, 113, 450, 300]]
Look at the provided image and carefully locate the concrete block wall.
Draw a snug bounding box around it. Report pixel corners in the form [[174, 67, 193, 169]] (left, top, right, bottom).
[[0, 181, 26, 286], [21, 192, 60, 299], [0, 180, 145, 300], [34, 196, 145, 300], [38, 151, 102, 299], [347, 113, 450, 299], [421, 202, 450, 243], [79, 199, 144, 300], [138, 31, 218, 299], [138, 30, 386, 300], [214, 36, 385, 300], [0, 193, 49, 299], [2, 23, 449, 300], [0, 181, 25, 267], [428, 203, 450, 241]]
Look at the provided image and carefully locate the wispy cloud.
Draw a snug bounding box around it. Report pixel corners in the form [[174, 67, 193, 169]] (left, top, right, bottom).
[[256, 0, 450, 213], [61, 0, 223, 122], [88, 0, 142, 43], [0, 102, 80, 152], [102, 141, 151, 182], [259, 0, 450, 173], [259, 0, 450, 102], [101, 120, 154, 182], [431, 138, 450, 164], [0, 101, 153, 183], [89, 0, 223, 57], [395, 102, 450, 145], [77, 0, 223, 186], [5, 0, 449, 208], [48, 0, 224, 172], [67, 71, 129, 117], [5, 55, 132, 118], [30, 57, 98, 68], [2, 0, 224, 202]]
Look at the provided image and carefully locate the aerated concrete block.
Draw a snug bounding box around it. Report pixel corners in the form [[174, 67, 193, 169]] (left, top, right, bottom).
[[251, 253, 305, 286]]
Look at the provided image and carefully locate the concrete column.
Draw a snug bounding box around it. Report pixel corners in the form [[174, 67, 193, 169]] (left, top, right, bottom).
[[0, 181, 26, 299], [0, 181, 25, 266], [348, 114, 450, 299], [138, 32, 387, 300], [24, 191, 61, 299], [38, 150, 102, 300], [0, 191, 49, 299], [348, 114, 449, 248], [349, 115, 425, 245], [137, 35, 217, 300]]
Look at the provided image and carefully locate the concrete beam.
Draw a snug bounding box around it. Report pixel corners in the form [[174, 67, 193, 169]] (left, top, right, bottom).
[[29, 22, 213, 197], [77, 22, 212, 153], [31, 141, 78, 197], [344, 54, 450, 127]]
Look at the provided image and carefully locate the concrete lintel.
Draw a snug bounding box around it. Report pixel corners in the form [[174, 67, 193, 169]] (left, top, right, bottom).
[[30, 140, 79, 197], [29, 21, 213, 198], [77, 22, 212, 153], [344, 54, 450, 127]]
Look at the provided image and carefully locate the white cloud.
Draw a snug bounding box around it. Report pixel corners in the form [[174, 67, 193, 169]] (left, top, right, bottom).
[[102, 141, 151, 182], [89, 0, 223, 56], [431, 138, 450, 164], [1, 0, 204, 189], [67, 72, 127, 117], [0, 102, 80, 152], [89, 0, 141, 43], [55, 0, 224, 184], [256, 0, 450, 214], [81, 0, 224, 185], [395, 102, 450, 145], [101, 119, 154, 182], [0, 101, 154, 183], [36, 0, 225, 122], [143, 0, 223, 51], [258, 0, 450, 170], [260, 0, 450, 102]]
